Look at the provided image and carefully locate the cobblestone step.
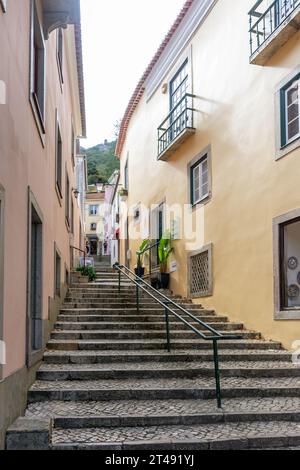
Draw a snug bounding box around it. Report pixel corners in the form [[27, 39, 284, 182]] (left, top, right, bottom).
[[42, 350, 292, 365], [50, 330, 258, 340], [62, 303, 204, 310], [58, 314, 224, 323], [25, 397, 300, 429], [59, 308, 216, 316], [54, 321, 244, 331], [46, 338, 282, 351], [28, 377, 300, 402], [51, 421, 300, 450], [36, 361, 299, 381]]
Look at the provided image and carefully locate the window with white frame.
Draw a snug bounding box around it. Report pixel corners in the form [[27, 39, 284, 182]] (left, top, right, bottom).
[[89, 205, 99, 216], [30, 0, 46, 132], [191, 156, 209, 206], [285, 79, 300, 144], [90, 223, 97, 231]]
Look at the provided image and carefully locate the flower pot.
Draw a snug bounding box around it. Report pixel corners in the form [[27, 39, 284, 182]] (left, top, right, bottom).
[[150, 277, 160, 289], [134, 267, 145, 278], [159, 273, 170, 289]]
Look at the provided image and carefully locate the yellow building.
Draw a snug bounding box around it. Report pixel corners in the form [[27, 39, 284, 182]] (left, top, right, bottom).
[[85, 189, 105, 257], [116, 0, 300, 349]]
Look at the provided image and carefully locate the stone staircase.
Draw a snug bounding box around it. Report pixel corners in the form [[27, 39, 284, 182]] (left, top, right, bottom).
[[6, 270, 300, 450]]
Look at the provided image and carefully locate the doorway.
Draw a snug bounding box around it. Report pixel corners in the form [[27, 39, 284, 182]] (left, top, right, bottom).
[[28, 203, 43, 355], [280, 218, 300, 310]]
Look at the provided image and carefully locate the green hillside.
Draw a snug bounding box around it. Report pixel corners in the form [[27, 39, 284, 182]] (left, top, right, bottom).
[[83, 140, 120, 185]]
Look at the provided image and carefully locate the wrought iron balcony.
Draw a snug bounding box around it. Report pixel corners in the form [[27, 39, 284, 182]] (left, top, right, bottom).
[[249, 0, 300, 65], [157, 93, 196, 161]]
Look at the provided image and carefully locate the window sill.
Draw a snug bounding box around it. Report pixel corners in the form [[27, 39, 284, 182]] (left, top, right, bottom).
[[275, 309, 300, 320], [191, 193, 211, 210], [276, 136, 300, 160]]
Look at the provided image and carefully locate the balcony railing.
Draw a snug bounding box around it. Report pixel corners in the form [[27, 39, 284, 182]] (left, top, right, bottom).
[[249, 0, 300, 63], [157, 93, 196, 161]]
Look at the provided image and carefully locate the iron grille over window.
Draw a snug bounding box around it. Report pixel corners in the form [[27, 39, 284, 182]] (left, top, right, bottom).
[[189, 244, 212, 298]]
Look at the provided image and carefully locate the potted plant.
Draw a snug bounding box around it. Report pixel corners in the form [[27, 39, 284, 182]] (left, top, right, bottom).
[[76, 266, 96, 282], [118, 187, 128, 201], [135, 239, 150, 277], [158, 231, 174, 289]]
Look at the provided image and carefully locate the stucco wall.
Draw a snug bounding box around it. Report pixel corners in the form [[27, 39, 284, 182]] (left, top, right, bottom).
[[119, 0, 300, 349], [0, 0, 83, 381]]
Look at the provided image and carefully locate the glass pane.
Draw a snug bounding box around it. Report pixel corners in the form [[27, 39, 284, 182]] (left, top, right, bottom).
[[288, 119, 299, 140]]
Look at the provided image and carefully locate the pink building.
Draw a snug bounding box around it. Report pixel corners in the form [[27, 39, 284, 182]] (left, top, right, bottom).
[[0, 0, 86, 447]]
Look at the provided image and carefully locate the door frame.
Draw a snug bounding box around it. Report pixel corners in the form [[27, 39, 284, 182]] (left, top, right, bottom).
[[0, 185, 5, 380], [273, 208, 300, 320], [26, 188, 44, 367]]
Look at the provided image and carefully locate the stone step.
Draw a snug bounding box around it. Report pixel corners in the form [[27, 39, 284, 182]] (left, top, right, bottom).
[[46, 338, 282, 351], [54, 322, 244, 332], [25, 397, 300, 429], [59, 308, 216, 316], [43, 350, 292, 365], [63, 302, 205, 310], [58, 314, 224, 323], [28, 377, 300, 403], [50, 421, 300, 450], [36, 361, 298, 381], [50, 330, 257, 341]]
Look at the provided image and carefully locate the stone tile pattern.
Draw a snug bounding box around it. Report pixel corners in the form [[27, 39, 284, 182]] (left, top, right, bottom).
[[14, 270, 300, 450]]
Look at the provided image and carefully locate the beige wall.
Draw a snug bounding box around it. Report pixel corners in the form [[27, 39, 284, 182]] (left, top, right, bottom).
[[0, 0, 84, 379], [119, 0, 300, 349]]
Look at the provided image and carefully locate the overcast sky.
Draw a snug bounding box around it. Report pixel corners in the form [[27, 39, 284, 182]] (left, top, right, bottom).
[[80, 0, 186, 148]]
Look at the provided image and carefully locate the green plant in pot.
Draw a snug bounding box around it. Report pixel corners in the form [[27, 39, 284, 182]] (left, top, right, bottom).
[[158, 231, 174, 289], [135, 239, 150, 278], [76, 265, 96, 282]]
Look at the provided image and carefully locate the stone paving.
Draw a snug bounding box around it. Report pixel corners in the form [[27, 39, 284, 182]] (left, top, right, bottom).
[[30, 376, 300, 391], [52, 421, 300, 445], [26, 397, 300, 418]]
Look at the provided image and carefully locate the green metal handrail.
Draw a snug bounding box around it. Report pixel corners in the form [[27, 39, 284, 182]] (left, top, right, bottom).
[[114, 263, 242, 408]]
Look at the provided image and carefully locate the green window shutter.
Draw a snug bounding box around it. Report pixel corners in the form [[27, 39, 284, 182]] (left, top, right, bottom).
[[280, 89, 287, 148]]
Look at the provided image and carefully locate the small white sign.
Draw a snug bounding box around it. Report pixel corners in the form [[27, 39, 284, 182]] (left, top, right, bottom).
[[0, 81, 6, 105], [0, 340, 6, 365], [169, 260, 178, 273]]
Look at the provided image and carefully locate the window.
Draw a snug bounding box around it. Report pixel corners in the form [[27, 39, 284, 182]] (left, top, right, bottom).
[[188, 147, 211, 206], [89, 205, 99, 216], [71, 199, 74, 234], [90, 223, 97, 231], [274, 209, 300, 320], [30, 0, 46, 133], [285, 79, 299, 144], [1, 0, 7, 12], [65, 170, 70, 226], [55, 247, 61, 297], [277, 71, 300, 155], [71, 124, 75, 167], [188, 244, 213, 298], [124, 160, 129, 191], [170, 59, 189, 112], [57, 28, 64, 84], [55, 113, 63, 198], [133, 204, 141, 224]]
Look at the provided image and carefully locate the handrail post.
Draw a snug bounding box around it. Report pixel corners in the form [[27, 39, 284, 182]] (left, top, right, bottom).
[[136, 280, 140, 313], [213, 339, 222, 409], [163, 301, 171, 353], [118, 270, 121, 296]]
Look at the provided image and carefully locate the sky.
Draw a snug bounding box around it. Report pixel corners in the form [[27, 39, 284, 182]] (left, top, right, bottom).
[[80, 0, 186, 148]]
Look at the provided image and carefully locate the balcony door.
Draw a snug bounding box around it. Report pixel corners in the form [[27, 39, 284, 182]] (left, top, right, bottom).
[[169, 60, 189, 140]]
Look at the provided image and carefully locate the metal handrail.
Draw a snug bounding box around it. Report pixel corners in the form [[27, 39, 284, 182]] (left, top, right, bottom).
[[158, 93, 196, 131], [70, 245, 86, 270], [249, 0, 300, 55], [114, 263, 242, 408]]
